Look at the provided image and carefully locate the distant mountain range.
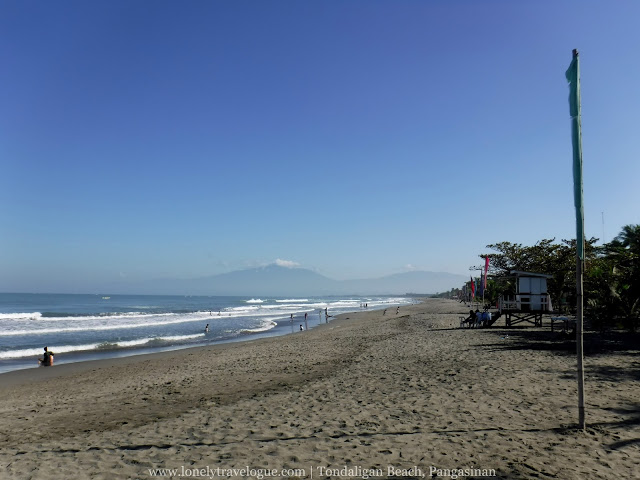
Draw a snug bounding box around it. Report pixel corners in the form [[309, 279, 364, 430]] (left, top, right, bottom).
[[125, 265, 467, 296]]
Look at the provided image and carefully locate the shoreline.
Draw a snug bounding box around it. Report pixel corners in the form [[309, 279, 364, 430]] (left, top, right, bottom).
[[0, 301, 371, 390], [1, 298, 638, 479], [0, 298, 410, 377]]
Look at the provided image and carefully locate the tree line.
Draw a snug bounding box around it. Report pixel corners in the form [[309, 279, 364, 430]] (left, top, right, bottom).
[[435, 224, 640, 332]]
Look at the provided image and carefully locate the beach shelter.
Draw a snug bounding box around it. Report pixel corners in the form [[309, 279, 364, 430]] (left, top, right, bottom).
[[498, 270, 553, 327]]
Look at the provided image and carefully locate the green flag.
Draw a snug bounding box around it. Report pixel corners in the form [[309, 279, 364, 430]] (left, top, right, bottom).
[[566, 50, 584, 260]]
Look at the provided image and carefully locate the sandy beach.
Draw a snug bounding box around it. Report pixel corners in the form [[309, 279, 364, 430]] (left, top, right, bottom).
[[0, 298, 638, 479]]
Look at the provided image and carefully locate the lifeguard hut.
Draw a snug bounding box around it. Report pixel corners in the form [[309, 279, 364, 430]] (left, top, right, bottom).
[[498, 270, 553, 327]]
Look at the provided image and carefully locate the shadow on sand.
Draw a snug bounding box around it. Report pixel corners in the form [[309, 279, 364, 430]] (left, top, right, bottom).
[[477, 328, 640, 357]]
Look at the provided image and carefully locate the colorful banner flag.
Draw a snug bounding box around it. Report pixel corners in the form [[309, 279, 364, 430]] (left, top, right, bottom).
[[470, 276, 475, 298], [484, 257, 490, 289]]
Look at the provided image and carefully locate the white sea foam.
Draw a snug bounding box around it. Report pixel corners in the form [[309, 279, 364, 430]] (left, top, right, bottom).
[[261, 304, 310, 311], [0, 314, 218, 337], [275, 299, 309, 303], [246, 299, 264, 304], [0, 345, 94, 360], [0, 333, 208, 359], [102, 338, 150, 348], [157, 333, 204, 342], [15, 311, 178, 323], [227, 305, 260, 313], [239, 319, 277, 333], [0, 306, 314, 337], [0, 312, 42, 320]]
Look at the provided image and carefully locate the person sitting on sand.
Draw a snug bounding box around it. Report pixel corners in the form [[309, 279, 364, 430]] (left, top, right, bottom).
[[463, 310, 476, 328], [39, 346, 54, 366], [474, 309, 482, 328]]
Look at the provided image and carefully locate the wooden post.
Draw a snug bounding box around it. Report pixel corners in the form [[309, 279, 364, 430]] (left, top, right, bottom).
[[576, 255, 586, 429]]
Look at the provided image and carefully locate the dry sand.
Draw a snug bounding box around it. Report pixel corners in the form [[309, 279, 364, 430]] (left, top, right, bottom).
[[0, 298, 638, 479]]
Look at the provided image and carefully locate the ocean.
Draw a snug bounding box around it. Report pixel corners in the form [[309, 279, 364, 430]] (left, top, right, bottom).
[[0, 293, 414, 374]]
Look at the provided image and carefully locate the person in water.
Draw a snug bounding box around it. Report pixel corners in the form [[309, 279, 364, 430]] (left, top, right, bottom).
[[204, 324, 209, 333], [39, 346, 54, 366]]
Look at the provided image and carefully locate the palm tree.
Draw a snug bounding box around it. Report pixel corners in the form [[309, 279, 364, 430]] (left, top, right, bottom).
[[609, 224, 640, 331], [614, 224, 640, 253]]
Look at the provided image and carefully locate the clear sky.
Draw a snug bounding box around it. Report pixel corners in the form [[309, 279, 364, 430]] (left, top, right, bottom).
[[2, 1, 639, 293]]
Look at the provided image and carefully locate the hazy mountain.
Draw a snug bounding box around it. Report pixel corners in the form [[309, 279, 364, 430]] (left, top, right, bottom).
[[129, 265, 466, 296]]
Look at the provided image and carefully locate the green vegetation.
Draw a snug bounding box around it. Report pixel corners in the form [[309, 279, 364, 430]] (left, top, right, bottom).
[[459, 224, 640, 332]]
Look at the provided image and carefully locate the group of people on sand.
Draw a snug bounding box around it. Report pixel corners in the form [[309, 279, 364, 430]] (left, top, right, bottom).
[[382, 306, 401, 316], [462, 309, 492, 328]]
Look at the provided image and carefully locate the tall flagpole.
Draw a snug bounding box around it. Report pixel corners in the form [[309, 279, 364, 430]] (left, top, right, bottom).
[[567, 48, 586, 430]]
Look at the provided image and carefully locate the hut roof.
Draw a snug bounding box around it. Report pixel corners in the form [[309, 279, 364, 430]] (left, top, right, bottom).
[[509, 270, 553, 278]]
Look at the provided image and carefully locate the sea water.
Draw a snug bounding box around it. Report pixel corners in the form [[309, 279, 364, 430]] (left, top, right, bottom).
[[0, 293, 413, 374]]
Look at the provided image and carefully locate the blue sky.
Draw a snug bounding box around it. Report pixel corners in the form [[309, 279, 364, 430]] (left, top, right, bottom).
[[2, 1, 639, 293]]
